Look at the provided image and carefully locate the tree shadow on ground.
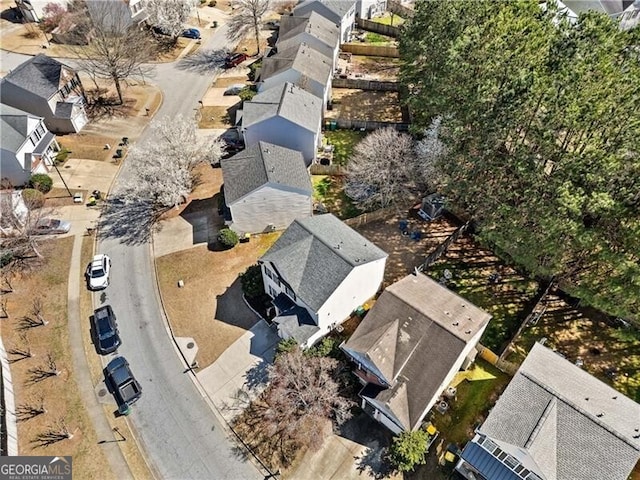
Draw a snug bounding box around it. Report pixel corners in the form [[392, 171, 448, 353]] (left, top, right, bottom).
[[338, 412, 394, 479], [175, 48, 228, 73], [97, 195, 157, 245]]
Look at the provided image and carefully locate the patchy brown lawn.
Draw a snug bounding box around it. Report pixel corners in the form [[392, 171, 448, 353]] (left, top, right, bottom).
[[354, 209, 459, 287], [213, 76, 250, 88], [326, 89, 404, 122], [506, 293, 640, 402], [0, 238, 113, 478], [198, 105, 237, 128], [156, 232, 280, 369], [349, 56, 401, 81]]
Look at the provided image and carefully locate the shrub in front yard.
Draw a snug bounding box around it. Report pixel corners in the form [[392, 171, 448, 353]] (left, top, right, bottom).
[[238, 86, 257, 102], [240, 264, 264, 299], [28, 174, 53, 193], [388, 429, 430, 472], [275, 338, 298, 358], [22, 188, 45, 208], [217, 228, 238, 248]]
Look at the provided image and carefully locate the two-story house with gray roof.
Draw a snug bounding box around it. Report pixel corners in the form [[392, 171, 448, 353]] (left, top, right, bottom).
[[456, 342, 640, 480], [240, 82, 323, 165], [221, 142, 312, 234], [259, 214, 387, 347], [1, 104, 60, 187], [277, 12, 341, 68], [342, 273, 492, 434], [0, 55, 88, 134], [293, 0, 357, 44], [259, 43, 333, 106]]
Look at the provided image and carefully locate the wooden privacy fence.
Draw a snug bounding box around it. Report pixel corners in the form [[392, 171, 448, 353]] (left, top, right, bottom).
[[309, 163, 347, 175], [344, 206, 397, 228], [356, 18, 400, 37], [420, 220, 472, 269], [388, 0, 415, 18], [333, 118, 409, 131], [341, 43, 399, 58], [332, 78, 399, 91]]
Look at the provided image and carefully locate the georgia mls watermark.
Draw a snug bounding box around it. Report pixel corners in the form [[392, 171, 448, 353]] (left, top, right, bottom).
[[0, 456, 72, 480]]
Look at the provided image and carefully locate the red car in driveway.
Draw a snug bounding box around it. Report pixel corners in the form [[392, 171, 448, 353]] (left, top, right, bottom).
[[224, 53, 247, 69]]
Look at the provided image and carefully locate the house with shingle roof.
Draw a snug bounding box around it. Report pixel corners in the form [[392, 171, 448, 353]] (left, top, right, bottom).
[[259, 42, 333, 105], [1, 104, 60, 187], [293, 0, 357, 43], [259, 214, 387, 347], [240, 82, 323, 165], [456, 342, 640, 480], [0, 54, 88, 134], [221, 142, 312, 234], [277, 12, 341, 67], [341, 273, 491, 434]]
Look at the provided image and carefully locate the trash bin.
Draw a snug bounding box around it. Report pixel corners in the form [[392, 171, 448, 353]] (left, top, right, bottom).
[[212, 21, 218, 28], [329, 120, 337, 131]]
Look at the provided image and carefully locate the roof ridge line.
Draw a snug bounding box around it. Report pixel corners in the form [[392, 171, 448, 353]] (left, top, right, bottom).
[[519, 370, 640, 450]]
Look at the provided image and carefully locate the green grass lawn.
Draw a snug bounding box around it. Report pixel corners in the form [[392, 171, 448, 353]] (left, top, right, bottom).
[[431, 360, 510, 445], [372, 12, 405, 26], [364, 32, 395, 44], [312, 175, 362, 219], [323, 129, 366, 166]]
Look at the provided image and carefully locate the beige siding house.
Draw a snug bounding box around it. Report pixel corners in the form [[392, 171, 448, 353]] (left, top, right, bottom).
[[221, 142, 312, 234]]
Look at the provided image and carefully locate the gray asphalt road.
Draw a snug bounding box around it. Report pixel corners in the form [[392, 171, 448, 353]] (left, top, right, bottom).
[[95, 25, 262, 480]]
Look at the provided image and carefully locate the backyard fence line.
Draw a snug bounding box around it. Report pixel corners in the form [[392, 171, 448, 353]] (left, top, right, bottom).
[[388, 0, 415, 18], [0, 336, 18, 456], [331, 118, 410, 131], [498, 279, 556, 361], [477, 344, 518, 376], [355, 18, 400, 38], [343, 206, 398, 228], [309, 163, 347, 175], [341, 43, 399, 58], [420, 219, 472, 270], [331, 78, 399, 91]]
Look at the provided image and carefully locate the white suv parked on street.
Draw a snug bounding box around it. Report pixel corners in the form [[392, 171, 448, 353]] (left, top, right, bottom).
[[87, 254, 111, 290]]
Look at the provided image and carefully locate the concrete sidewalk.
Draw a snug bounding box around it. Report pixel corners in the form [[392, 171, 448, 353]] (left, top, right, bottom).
[[196, 320, 280, 423]]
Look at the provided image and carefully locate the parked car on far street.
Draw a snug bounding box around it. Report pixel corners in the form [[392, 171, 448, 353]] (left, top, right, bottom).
[[92, 305, 121, 354], [105, 356, 142, 415], [33, 218, 71, 235], [87, 253, 111, 290], [182, 28, 201, 39], [223, 84, 248, 95]]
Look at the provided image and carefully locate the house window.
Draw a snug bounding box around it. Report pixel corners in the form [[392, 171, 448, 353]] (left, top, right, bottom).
[[268, 285, 277, 298], [284, 285, 296, 301], [504, 455, 519, 469], [265, 267, 273, 280]]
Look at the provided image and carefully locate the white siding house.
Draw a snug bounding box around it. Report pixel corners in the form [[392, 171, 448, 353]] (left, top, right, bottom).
[[356, 0, 387, 19], [259, 214, 387, 347], [342, 273, 491, 434], [1, 104, 59, 187], [293, 0, 357, 44], [240, 82, 323, 165], [0, 55, 88, 134], [221, 142, 312, 234], [259, 43, 333, 106], [14, 0, 66, 22]]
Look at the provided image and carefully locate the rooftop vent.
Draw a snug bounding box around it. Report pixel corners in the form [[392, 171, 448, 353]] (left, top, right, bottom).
[[465, 330, 472, 334], [596, 413, 604, 418], [452, 321, 459, 327]]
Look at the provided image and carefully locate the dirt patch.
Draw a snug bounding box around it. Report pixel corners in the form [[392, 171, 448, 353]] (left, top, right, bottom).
[[354, 209, 459, 287], [57, 133, 119, 162], [349, 56, 401, 81], [326, 89, 403, 122], [0, 237, 114, 478], [156, 232, 280, 369]]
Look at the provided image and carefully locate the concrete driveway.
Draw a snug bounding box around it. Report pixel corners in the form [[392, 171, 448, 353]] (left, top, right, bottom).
[[153, 206, 222, 257], [53, 158, 120, 196], [196, 320, 280, 423]]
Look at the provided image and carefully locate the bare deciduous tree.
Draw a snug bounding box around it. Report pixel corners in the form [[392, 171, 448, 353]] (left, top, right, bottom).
[[414, 117, 447, 190], [226, 0, 270, 55], [242, 347, 353, 463], [345, 127, 422, 211], [8, 333, 33, 362], [27, 354, 60, 383], [0, 297, 7, 319], [121, 115, 224, 210], [146, 0, 198, 42], [33, 417, 73, 447], [16, 395, 47, 421], [18, 299, 49, 329], [73, 1, 155, 104]]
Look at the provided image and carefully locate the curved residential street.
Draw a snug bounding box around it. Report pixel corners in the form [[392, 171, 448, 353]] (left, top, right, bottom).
[[0, 17, 262, 480], [92, 23, 263, 480]]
